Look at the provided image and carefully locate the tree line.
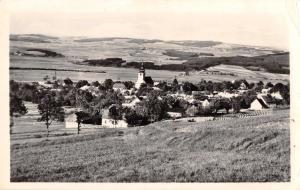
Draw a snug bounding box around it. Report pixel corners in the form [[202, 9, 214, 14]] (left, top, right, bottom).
[[9, 77, 290, 135]]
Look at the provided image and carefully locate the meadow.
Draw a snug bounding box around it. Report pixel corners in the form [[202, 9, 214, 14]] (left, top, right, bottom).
[[10, 103, 290, 182]]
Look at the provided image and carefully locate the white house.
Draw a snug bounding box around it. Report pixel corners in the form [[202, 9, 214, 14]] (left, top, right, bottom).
[[167, 112, 183, 119], [271, 91, 283, 100], [65, 113, 78, 128], [217, 91, 239, 99], [201, 99, 210, 108], [250, 99, 268, 110], [122, 96, 142, 108]]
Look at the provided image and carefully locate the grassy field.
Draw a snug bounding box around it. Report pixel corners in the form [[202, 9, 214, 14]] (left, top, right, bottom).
[[10, 103, 290, 182]]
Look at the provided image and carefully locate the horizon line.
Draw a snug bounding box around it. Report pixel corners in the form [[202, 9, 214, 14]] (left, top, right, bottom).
[[10, 32, 288, 51]]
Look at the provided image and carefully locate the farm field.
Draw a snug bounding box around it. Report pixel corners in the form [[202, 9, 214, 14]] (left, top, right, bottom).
[[177, 64, 289, 84], [10, 55, 289, 84], [10, 34, 289, 84], [10, 102, 290, 182]]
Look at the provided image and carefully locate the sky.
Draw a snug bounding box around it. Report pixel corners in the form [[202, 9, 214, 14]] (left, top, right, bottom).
[[8, 0, 289, 49]]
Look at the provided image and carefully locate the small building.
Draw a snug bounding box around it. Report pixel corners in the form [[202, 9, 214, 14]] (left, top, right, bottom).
[[217, 91, 239, 99], [271, 91, 283, 100], [239, 80, 250, 90], [201, 99, 210, 108], [122, 96, 142, 108], [113, 83, 126, 91], [167, 112, 183, 119], [250, 98, 269, 110], [65, 113, 78, 129]]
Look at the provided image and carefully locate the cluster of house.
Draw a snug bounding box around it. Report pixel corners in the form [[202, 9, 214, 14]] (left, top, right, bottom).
[[65, 64, 284, 129]]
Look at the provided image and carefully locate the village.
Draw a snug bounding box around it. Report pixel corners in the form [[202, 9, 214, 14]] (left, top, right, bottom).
[[7, 0, 293, 183], [10, 63, 288, 131]]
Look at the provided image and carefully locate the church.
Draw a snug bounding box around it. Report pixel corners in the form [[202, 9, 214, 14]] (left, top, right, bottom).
[[135, 63, 154, 89]]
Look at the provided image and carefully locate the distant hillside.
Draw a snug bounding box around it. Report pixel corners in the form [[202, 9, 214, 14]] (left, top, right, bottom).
[[80, 52, 289, 74], [74, 37, 164, 44], [10, 34, 59, 43], [167, 40, 222, 48], [73, 37, 131, 42], [183, 52, 289, 74], [10, 34, 289, 74], [10, 48, 64, 58], [163, 49, 214, 60], [126, 38, 164, 44]]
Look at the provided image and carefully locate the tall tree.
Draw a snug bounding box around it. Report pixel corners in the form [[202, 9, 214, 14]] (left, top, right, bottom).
[[75, 111, 89, 134], [37, 93, 65, 137], [136, 93, 168, 122], [76, 80, 89, 89], [103, 79, 114, 90], [63, 78, 73, 86], [172, 78, 178, 86], [10, 94, 27, 134]]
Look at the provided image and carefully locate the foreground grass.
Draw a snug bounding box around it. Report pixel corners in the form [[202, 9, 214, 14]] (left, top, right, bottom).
[[10, 109, 290, 182]]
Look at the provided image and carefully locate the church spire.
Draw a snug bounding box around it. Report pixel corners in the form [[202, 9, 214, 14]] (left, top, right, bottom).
[[140, 62, 145, 72]]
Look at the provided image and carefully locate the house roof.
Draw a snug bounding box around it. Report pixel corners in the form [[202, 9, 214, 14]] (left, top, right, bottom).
[[113, 83, 126, 89], [240, 80, 250, 88], [102, 104, 118, 119], [260, 95, 274, 104], [145, 76, 154, 85], [256, 98, 269, 108]]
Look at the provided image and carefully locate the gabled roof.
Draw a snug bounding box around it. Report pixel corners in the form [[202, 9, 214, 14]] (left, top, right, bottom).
[[260, 95, 274, 104], [240, 80, 249, 87], [145, 76, 154, 85], [256, 98, 269, 108], [102, 104, 118, 119]]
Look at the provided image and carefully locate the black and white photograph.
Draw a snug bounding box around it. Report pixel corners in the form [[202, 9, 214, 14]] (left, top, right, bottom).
[[2, 0, 299, 186]]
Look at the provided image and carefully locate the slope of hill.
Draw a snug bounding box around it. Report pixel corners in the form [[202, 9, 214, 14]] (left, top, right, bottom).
[[183, 52, 289, 74], [10, 107, 290, 182], [10, 34, 59, 43]]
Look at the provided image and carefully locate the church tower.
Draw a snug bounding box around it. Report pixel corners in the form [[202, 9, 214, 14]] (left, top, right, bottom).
[[135, 62, 146, 89], [137, 62, 145, 81]]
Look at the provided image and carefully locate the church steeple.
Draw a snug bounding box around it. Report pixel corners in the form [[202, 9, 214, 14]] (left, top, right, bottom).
[[135, 62, 146, 89], [139, 62, 145, 73], [138, 62, 145, 79]]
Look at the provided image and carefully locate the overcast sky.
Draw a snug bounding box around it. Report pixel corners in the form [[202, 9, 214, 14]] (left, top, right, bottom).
[[9, 0, 289, 49]]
